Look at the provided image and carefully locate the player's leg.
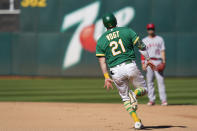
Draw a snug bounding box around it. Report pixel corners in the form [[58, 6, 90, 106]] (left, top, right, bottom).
[[123, 62, 147, 129], [132, 76, 147, 98], [146, 66, 156, 105], [128, 64, 147, 98], [123, 92, 143, 129], [155, 71, 167, 105], [111, 63, 143, 129], [124, 62, 147, 98], [113, 79, 141, 123]]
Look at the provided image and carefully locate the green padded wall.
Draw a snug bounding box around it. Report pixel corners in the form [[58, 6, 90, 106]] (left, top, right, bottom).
[[0, 0, 197, 77]]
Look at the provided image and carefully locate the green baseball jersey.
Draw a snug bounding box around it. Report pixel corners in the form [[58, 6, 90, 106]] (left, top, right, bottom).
[[96, 27, 139, 68]]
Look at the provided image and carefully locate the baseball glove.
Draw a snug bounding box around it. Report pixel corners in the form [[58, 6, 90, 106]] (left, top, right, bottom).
[[156, 63, 165, 72]]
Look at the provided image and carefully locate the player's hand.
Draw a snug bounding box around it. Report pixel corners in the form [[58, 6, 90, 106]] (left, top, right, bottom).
[[104, 78, 114, 91], [146, 60, 156, 70]]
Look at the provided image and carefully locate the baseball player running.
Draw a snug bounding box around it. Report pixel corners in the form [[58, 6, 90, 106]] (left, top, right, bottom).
[[96, 13, 155, 129], [141, 23, 167, 106]]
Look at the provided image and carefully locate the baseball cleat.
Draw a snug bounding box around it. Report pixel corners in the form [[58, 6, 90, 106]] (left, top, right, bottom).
[[147, 101, 155, 106], [134, 121, 144, 130], [161, 101, 168, 106]]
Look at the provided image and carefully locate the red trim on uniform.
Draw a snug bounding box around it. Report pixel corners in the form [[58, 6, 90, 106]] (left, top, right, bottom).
[[150, 58, 160, 60], [148, 58, 162, 61]]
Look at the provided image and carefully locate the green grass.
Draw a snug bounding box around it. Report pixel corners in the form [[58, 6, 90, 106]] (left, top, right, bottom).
[[0, 78, 196, 105]]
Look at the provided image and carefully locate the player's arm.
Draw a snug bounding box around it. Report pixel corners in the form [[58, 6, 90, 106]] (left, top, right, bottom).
[[160, 37, 166, 64], [134, 37, 149, 59], [161, 50, 166, 64], [96, 42, 113, 90], [132, 35, 148, 70], [98, 57, 108, 78], [97, 57, 114, 90], [135, 38, 150, 70], [130, 30, 150, 60], [134, 37, 155, 70], [155, 38, 166, 71], [155, 50, 166, 72]]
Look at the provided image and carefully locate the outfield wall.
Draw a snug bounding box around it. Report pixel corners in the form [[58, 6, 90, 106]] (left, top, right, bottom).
[[0, 0, 197, 77]]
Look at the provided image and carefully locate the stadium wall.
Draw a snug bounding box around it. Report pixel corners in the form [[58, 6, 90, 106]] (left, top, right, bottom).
[[0, 0, 197, 77]]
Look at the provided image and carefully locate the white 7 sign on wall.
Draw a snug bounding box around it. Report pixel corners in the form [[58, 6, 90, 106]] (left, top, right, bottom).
[[61, 1, 100, 69], [61, 1, 135, 70]]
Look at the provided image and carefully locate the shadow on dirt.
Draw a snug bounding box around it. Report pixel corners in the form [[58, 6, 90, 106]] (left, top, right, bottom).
[[142, 125, 187, 130], [169, 103, 194, 105]]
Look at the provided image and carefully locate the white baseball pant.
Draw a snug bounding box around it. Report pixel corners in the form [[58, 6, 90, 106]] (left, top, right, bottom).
[[110, 61, 147, 101], [146, 60, 167, 102]]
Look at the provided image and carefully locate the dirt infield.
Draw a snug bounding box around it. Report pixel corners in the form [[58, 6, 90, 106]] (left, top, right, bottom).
[[0, 102, 196, 131]]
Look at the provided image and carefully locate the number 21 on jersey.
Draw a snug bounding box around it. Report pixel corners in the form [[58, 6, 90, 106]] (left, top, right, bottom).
[[110, 39, 126, 56]]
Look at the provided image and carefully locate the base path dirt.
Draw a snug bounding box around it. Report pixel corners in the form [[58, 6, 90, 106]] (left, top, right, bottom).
[[0, 102, 196, 131]]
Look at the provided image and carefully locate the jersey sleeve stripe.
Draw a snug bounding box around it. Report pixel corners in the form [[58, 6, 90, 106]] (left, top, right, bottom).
[[96, 54, 105, 56], [133, 36, 139, 45]]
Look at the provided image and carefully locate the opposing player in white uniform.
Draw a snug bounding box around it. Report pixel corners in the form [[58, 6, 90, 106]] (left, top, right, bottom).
[[141, 23, 168, 106]]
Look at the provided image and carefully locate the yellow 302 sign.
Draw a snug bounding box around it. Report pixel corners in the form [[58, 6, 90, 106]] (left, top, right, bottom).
[[21, 0, 47, 7]]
